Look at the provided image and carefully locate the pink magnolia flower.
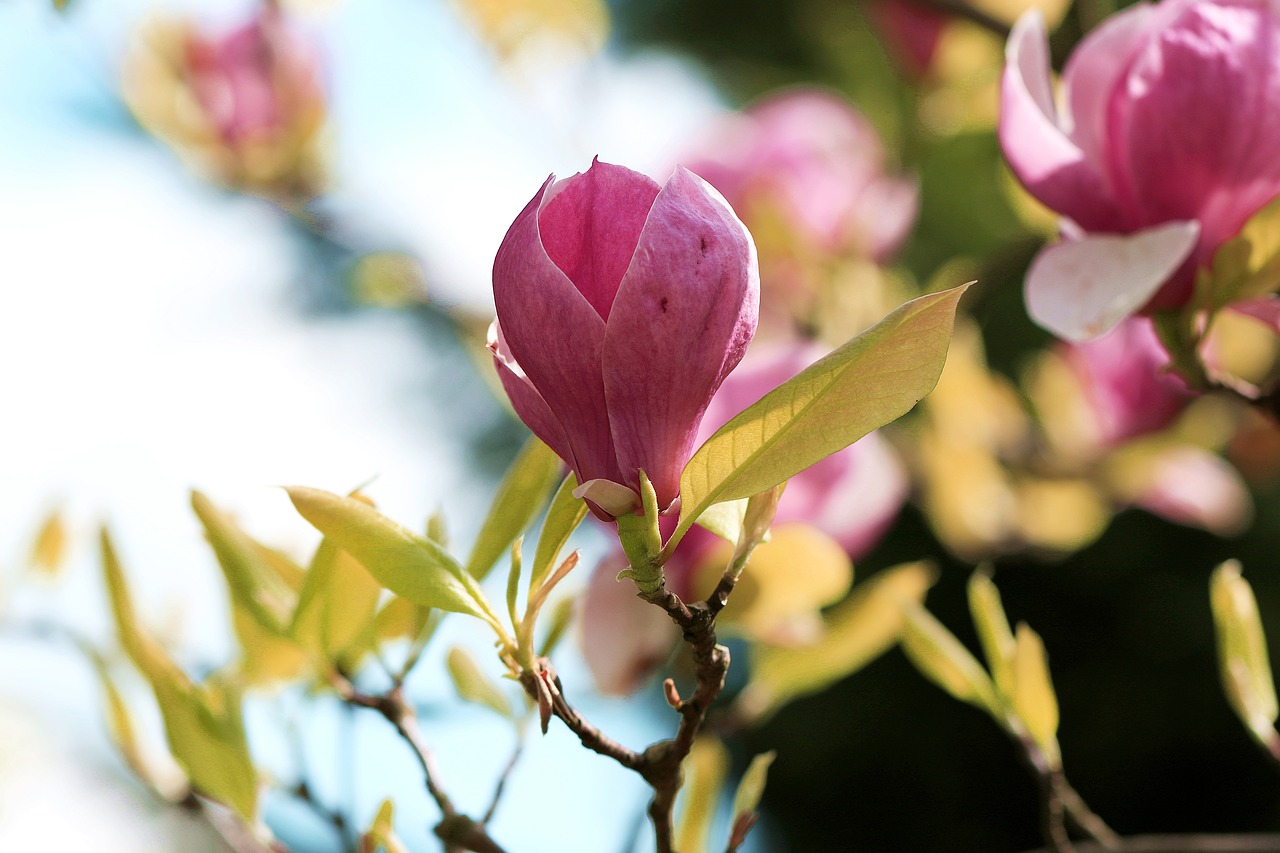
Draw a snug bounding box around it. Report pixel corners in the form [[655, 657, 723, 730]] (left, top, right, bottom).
[[1061, 317, 1193, 447], [867, 0, 948, 77], [1000, 0, 1280, 341], [183, 8, 324, 151], [489, 159, 759, 519], [686, 89, 918, 262], [579, 341, 908, 695]]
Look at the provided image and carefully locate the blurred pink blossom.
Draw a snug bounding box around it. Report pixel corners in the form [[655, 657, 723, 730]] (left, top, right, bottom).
[[1060, 317, 1192, 447], [1000, 1, 1280, 341], [490, 160, 759, 519], [686, 89, 918, 261], [184, 7, 324, 152]]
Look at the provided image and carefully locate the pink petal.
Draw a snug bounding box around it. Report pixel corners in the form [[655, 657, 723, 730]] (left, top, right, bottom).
[[1025, 220, 1200, 342], [1060, 2, 1153, 210], [1229, 295, 1280, 331], [1133, 447, 1252, 536], [999, 12, 1125, 231], [492, 176, 622, 486], [1114, 0, 1280, 248], [488, 320, 575, 470], [603, 167, 760, 509], [538, 159, 662, 320]]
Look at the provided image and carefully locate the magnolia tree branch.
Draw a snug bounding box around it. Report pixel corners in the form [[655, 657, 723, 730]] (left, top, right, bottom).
[[335, 678, 508, 853], [1023, 836, 1280, 853]]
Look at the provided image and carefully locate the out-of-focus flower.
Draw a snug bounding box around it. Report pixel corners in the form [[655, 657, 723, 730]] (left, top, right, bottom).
[[123, 6, 327, 201], [489, 159, 759, 518], [689, 90, 917, 263], [1059, 317, 1193, 448], [1001, 1, 1280, 340], [685, 90, 917, 339], [579, 341, 906, 694]]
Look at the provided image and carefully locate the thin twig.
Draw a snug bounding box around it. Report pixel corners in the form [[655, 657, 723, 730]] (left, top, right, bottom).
[[334, 677, 509, 853], [481, 727, 528, 825], [1022, 836, 1280, 853]]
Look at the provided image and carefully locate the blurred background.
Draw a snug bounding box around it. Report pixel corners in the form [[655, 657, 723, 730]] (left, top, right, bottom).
[[4, 0, 1280, 851]]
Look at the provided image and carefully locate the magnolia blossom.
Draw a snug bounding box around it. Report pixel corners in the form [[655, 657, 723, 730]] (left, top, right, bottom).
[[490, 159, 759, 518], [1000, 0, 1280, 341], [580, 341, 908, 695], [686, 89, 918, 261], [123, 6, 326, 196], [1060, 317, 1192, 447]]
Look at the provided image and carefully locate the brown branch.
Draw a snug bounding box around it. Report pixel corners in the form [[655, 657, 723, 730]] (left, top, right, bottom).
[[518, 663, 643, 770], [336, 679, 508, 853], [481, 729, 527, 825]]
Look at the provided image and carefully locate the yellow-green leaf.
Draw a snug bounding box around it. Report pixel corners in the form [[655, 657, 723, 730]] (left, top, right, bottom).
[[99, 529, 258, 820], [292, 537, 383, 663], [445, 647, 511, 718], [530, 472, 587, 593], [192, 491, 295, 635], [28, 506, 69, 577], [901, 601, 1003, 720], [467, 438, 561, 581], [740, 561, 935, 721], [676, 736, 729, 853], [360, 798, 410, 853], [1011, 623, 1060, 767], [968, 570, 1016, 699], [694, 499, 749, 546], [1211, 560, 1279, 742], [286, 487, 501, 632], [730, 750, 776, 837], [674, 285, 967, 547]]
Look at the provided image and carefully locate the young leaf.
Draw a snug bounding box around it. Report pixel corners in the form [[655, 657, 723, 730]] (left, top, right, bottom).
[[741, 561, 935, 721], [28, 505, 69, 577], [901, 601, 1003, 720], [191, 491, 295, 635], [285, 487, 503, 633], [291, 537, 383, 663], [530, 472, 587, 593], [968, 570, 1016, 699], [692, 499, 749, 546], [728, 751, 776, 851], [446, 646, 511, 718], [466, 437, 561, 581], [676, 736, 729, 853], [99, 529, 258, 820], [360, 798, 410, 853], [1211, 560, 1279, 743], [537, 596, 576, 659], [674, 285, 967, 547], [1011, 623, 1061, 767]]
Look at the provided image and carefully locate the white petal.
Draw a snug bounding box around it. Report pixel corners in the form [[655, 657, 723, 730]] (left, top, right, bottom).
[[1025, 220, 1200, 342]]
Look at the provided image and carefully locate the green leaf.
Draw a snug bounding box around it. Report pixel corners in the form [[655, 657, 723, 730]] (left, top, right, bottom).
[[673, 285, 967, 548], [536, 596, 576, 659], [901, 601, 1003, 720], [467, 437, 561, 581], [740, 561, 935, 721], [530, 473, 587, 593], [99, 529, 258, 820], [1011, 623, 1061, 767], [285, 487, 502, 633], [191, 491, 295, 635], [1211, 560, 1279, 743], [291, 535, 383, 663], [967, 570, 1016, 700], [1197, 195, 1280, 311], [360, 798, 410, 853], [27, 505, 69, 577], [445, 646, 512, 718], [692, 499, 749, 546], [731, 750, 776, 822]]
